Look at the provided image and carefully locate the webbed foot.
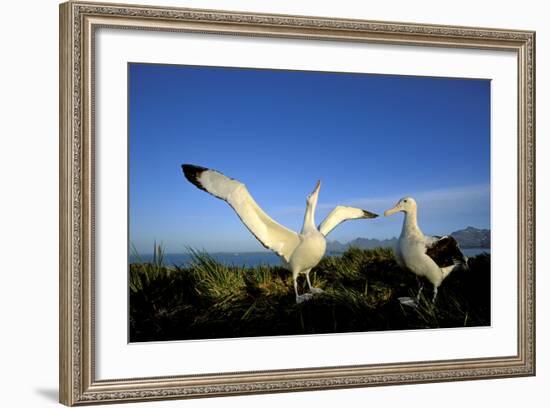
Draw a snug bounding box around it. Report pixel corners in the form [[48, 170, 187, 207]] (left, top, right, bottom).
[[296, 293, 314, 304], [398, 296, 419, 308]]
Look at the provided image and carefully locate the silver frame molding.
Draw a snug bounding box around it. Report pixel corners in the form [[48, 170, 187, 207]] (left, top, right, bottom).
[[59, 1, 536, 405]]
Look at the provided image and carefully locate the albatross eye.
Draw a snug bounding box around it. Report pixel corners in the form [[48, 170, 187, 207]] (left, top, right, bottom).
[[403, 199, 408, 203]]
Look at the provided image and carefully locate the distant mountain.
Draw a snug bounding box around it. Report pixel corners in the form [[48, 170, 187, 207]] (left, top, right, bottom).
[[326, 240, 348, 253], [326, 237, 398, 252], [450, 226, 490, 248], [348, 237, 398, 250], [326, 226, 490, 252]]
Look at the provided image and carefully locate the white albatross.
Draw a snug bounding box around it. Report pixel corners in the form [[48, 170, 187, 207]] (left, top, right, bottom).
[[182, 164, 378, 303], [384, 197, 468, 303]]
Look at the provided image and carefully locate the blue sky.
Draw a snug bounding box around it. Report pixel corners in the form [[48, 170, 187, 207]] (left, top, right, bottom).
[[129, 63, 490, 253]]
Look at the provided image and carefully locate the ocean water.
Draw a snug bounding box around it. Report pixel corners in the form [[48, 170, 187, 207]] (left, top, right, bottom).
[[462, 248, 491, 257], [130, 248, 490, 268]]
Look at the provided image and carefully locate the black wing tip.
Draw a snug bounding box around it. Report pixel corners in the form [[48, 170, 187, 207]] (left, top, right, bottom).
[[363, 210, 379, 219], [181, 164, 209, 192]]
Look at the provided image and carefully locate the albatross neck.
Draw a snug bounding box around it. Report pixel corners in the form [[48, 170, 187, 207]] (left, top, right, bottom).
[[402, 208, 423, 237], [301, 200, 318, 234]]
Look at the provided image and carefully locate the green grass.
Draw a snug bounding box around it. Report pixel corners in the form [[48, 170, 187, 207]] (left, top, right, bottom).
[[129, 245, 490, 342]]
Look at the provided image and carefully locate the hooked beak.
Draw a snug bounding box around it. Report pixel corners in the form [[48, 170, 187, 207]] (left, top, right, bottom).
[[312, 180, 321, 195], [384, 205, 401, 217], [362, 210, 378, 219]]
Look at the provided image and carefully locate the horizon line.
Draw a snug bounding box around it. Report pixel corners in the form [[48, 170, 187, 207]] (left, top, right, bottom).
[[130, 224, 490, 254]]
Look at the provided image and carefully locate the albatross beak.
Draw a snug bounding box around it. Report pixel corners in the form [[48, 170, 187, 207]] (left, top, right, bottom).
[[384, 205, 400, 217], [312, 180, 321, 195]]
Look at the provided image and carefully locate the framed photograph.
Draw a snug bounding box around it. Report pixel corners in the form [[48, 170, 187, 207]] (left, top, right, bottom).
[[59, 1, 535, 405]]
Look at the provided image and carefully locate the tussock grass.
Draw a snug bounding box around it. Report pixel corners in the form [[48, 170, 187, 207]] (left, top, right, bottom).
[[129, 246, 491, 342]]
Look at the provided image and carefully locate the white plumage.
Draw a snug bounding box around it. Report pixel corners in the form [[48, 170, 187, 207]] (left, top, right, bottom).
[[384, 197, 468, 302], [182, 164, 378, 303]]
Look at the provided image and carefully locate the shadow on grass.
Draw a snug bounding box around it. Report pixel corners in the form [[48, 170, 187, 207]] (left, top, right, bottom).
[[129, 246, 490, 342]]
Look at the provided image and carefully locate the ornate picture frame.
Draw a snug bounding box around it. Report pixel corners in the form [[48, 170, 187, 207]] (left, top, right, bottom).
[[59, 1, 535, 405]]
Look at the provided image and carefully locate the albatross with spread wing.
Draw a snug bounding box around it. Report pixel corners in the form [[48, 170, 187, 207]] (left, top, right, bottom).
[[182, 164, 378, 303]]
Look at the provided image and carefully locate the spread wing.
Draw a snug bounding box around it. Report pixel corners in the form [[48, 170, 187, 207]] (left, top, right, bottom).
[[425, 235, 468, 269], [182, 164, 301, 263], [318, 206, 378, 236]]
